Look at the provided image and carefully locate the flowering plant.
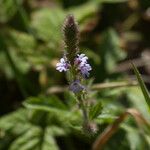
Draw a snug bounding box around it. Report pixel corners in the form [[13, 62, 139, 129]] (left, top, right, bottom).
[[0, 1, 150, 150], [56, 15, 96, 133]]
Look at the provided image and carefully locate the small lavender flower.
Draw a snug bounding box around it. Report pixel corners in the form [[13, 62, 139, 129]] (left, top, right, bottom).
[[56, 58, 69, 72], [75, 53, 92, 78], [69, 80, 85, 93], [79, 63, 92, 78], [74, 54, 88, 65]]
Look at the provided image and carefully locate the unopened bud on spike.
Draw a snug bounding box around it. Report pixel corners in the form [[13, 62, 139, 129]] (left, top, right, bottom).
[[63, 14, 79, 65]]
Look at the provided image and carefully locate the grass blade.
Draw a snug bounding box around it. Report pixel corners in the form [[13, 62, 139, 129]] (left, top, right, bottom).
[[132, 63, 150, 110]]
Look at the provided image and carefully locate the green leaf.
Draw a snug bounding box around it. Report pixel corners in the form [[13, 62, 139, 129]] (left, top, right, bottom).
[[0, 109, 33, 150], [101, 28, 126, 73], [9, 127, 59, 150], [89, 102, 103, 120], [122, 124, 150, 150], [0, 109, 63, 150], [0, 0, 23, 23], [9, 127, 41, 150], [23, 96, 81, 126], [0, 29, 37, 78], [46, 126, 66, 137], [69, 2, 99, 22], [0, 108, 67, 150], [95, 28, 126, 81], [30, 8, 65, 43], [23, 95, 67, 111], [41, 132, 59, 150], [132, 63, 150, 111], [127, 87, 150, 122], [0, 109, 31, 134]]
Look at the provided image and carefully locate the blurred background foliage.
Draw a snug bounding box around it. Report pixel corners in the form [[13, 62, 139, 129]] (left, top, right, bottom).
[[0, 0, 150, 150]]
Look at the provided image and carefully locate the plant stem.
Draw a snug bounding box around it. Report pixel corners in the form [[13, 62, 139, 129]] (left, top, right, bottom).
[[77, 94, 89, 131]]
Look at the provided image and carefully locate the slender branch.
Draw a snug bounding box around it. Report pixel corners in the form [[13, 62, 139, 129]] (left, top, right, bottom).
[[92, 81, 137, 90], [46, 81, 138, 94]]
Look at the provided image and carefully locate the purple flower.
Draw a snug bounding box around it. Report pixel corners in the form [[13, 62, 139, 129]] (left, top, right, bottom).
[[79, 63, 92, 78], [75, 53, 92, 78], [69, 80, 85, 93], [56, 58, 69, 72], [74, 54, 88, 65]]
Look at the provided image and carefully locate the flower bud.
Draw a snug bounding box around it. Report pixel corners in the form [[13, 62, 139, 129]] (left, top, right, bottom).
[[63, 15, 79, 65]]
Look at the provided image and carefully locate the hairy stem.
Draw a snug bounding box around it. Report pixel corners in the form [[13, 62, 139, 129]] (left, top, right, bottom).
[[77, 94, 89, 131]]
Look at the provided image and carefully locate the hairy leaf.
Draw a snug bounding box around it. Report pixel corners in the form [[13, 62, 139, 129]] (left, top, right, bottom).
[[89, 102, 103, 120]]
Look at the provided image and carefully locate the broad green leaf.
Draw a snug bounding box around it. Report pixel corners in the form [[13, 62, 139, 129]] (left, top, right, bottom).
[[9, 127, 59, 150], [132, 63, 150, 111], [30, 8, 65, 44], [89, 102, 103, 120], [0, 109, 32, 150], [9, 127, 41, 150], [23, 96, 81, 126], [0, 109, 64, 150], [0, 109, 31, 134]]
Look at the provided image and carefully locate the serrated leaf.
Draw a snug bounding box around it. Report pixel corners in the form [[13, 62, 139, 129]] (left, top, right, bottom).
[[24, 95, 67, 111], [41, 130, 59, 150], [9, 127, 41, 150], [132, 63, 150, 111], [46, 126, 66, 136], [23, 96, 81, 125], [9, 126, 59, 150], [0, 109, 31, 134], [89, 102, 103, 120]]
